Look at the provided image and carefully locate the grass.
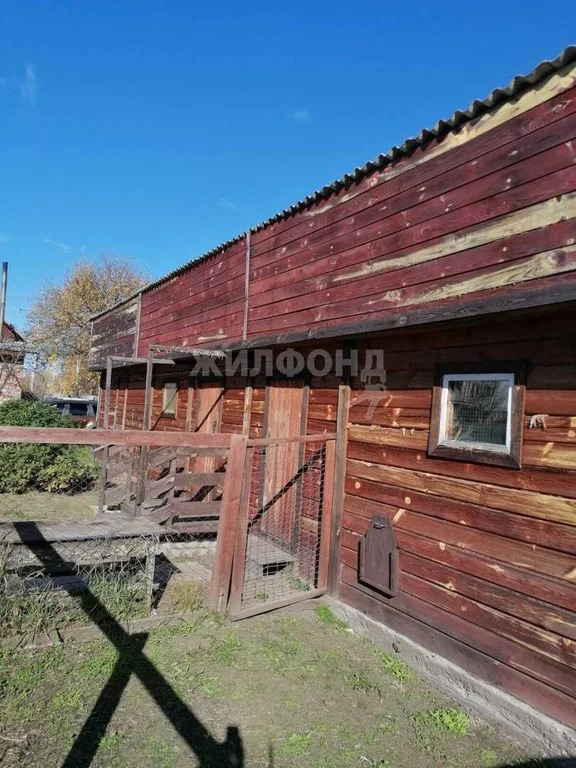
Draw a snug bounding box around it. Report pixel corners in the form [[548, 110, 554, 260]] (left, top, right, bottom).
[[314, 603, 348, 631], [279, 731, 314, 756], [0, 609, 528, 767], [0, 488, 98, 522], [161, 580, 207, 613], [422, 707, 471, 736], [0, 566, 149, 639], [379, 650, 414, 683], [209, 630, 243, 666], [346, 669, 381, 695]]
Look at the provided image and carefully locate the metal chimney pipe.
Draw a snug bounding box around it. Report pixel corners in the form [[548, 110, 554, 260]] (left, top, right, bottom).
[[0, 262, 7, 339]]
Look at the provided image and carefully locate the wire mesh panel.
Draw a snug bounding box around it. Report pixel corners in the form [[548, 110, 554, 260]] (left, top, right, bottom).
[[228, 435, 335, 619], [0, 427, 235, 642], [0, 436, 103, 524]]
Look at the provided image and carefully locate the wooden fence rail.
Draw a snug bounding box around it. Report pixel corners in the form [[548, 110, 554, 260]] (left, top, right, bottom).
[[0, 427, 232, 448]]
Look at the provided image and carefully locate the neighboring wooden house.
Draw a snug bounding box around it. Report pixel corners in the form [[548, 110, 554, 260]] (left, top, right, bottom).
[[0, 321, 26, 402], [90, 47, 576, 729]]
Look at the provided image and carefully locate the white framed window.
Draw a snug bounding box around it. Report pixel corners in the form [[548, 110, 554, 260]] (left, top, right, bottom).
[[162, 381, 178, 417], [429, 363, 525, 468]]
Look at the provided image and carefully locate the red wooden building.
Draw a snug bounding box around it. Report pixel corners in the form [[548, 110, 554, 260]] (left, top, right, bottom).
[[90, 47, 576, 733], [0, 322, 26, 402]]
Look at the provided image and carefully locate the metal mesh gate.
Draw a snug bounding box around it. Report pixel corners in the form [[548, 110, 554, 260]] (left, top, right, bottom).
[[228, 435, 335, 620]]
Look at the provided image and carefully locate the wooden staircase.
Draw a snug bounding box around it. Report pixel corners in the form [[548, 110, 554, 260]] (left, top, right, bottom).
[[103, 444, 230, 534]]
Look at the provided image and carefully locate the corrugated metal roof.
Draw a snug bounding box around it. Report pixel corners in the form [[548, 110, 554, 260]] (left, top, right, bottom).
[[91, 44, 576, 321]]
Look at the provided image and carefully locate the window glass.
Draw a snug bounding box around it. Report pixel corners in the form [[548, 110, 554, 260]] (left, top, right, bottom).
[[443, 377, 510, 447], [163, 382, 178, 416], [69, 403, 88, 416]]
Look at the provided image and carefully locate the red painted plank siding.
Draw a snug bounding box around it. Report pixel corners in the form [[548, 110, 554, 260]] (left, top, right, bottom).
[[90, 75, 576, 359], [336, 306, 576, 728]]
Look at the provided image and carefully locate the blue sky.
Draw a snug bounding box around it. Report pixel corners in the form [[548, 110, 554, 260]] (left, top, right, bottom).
[[1, 0, 575, 330]]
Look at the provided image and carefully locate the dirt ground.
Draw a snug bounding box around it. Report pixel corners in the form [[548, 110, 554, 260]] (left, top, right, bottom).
[[0, 601, 538, 768]]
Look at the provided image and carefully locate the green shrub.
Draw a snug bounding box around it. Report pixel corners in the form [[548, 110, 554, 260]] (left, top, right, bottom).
[[0, 400, 98, 494], [39, 446, 99, 494], [0, 399, 74, 428]]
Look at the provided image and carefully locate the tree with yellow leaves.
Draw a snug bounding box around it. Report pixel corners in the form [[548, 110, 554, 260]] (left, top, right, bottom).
[[27, 255, 147, 396]]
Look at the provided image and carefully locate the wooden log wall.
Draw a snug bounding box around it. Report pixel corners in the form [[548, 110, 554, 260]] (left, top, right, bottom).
[[336, 305, 576, 728], [91, 61, 576, 358]]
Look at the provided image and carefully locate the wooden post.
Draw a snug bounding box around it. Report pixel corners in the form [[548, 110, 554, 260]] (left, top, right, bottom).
[[143, 346, 155, 432], [226, 444, 255, 616], [242, 230, 251, 341], [136, 347, 155, 513], [143, 537, 157, 614], [241, 378, 253, 437], [327, 375, 351, 595], [210, 434, 249, 613], [98, 356, 114, 513], [318, 438, 336, 590], [103, 356, 113, 429]]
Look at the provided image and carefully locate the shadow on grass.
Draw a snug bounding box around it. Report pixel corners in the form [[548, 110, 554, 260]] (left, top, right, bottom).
[[497, 759, 576, 767], [13, 521, 244, 768]]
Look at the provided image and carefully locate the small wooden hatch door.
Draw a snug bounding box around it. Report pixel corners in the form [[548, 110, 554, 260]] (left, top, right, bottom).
[[359, 515, 399, 596]]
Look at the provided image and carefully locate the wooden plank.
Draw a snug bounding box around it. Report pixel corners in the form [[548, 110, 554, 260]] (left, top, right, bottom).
[[523, 441, 576, 471], [146, 445, 178, 467], [394, 528, 576, 613], [251, 98, 576, 280], [346, 439, 576, 500], [173, 472, 225, 489], [340, 519, 576, 613], [251, 109, 576, 276], [399, 550, 576, 642], [344, 479, 576, 555], [169, 520, 220, 534], [247, 432, 337, 446], [399, 570, 576, 672], [0, 518, 164, 544], [145, 475, 175, 497], [262, 380, 306, 546], [349, 406, 430, 429], [229, 588, 326, 621], [167, 500, 222, 517], [346, 505, 576, 583], [348, 425, 429, 451], [210, 434, 249, 612], [0, 426, 232, 448], [346, 458, 576, 527]]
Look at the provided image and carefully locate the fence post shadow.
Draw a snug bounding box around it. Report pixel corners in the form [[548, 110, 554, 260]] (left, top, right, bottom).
[[12, 521, 244, 768], [496, 761, 576, 767]]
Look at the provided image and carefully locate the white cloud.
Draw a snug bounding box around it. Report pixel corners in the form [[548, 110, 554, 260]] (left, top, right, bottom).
[[43, 238, 72, 251], [218, 197, 238, 211], [20, 64, 37, 104], [291, 108, 311, 123]]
